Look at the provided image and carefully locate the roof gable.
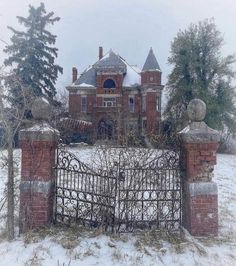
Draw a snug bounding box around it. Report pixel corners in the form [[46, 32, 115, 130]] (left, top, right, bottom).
[[94, 50, 127, 73], [73, 49, 141, 88]]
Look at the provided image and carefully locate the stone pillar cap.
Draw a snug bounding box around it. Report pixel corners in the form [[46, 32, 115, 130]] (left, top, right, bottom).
[[31, 97, 52, 120], [179, 99, 220, 143], [187, 98, 206, 122], [19, 122, 59, 142]]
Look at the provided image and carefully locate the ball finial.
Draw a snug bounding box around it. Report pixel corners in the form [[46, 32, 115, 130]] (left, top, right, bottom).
[[187, 99, 206, 122], [31, 97, 51, 120]]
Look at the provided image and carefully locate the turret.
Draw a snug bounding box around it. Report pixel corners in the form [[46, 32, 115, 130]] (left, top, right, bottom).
[[141, 48, 162, 86]]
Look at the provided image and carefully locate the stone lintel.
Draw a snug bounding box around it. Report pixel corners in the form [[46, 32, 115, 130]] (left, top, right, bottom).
[[186, 182, 218, 197], [19, 122, 59, 142], [20, 180, 55, 194], [179, 121, 220, 143]]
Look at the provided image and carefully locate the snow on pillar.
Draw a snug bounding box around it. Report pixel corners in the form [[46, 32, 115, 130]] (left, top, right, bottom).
[[179, 99, 220, 236], [19, 98, 59, 233]]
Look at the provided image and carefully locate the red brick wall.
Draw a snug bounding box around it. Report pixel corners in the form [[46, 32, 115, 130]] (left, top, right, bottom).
[[20, 192, 53, 230], [141, 71, 161, 85], [183, 193, 218, 236], [96, 73, 123, 94], [146, 92, 161, 135], [181, 142, 219, 182], [181, 140, 219, 236], [21, 141, 57, 181], [69, 94, 80, 118], [20, 139, 57, 232]]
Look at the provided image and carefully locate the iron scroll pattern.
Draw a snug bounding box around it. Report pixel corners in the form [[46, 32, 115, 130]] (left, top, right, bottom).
[[54, 147, 182, 232], [116, 149, 182, 232], [54, 148, 117, 230]]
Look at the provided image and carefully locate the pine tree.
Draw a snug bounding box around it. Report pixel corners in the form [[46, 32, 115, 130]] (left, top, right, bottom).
[[165, 19, 236, 135], [4, 3, 63, 104]]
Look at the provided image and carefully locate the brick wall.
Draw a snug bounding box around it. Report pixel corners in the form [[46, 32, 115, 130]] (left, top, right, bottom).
[[184, 193, 218, 236], [19, 133, 58, 233], [182, 182, 218, 236], [180, 136, 219, 236], [141, 71, 161, 85], [20, 141, 56, 181], [181, 142, 219, 182], [69, 94, 80, 119]]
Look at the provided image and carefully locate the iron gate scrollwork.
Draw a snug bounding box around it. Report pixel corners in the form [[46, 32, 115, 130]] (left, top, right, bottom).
[[116, 149, 181, 232], [54, 147, 182, 232], [54, 148, 117, 230]]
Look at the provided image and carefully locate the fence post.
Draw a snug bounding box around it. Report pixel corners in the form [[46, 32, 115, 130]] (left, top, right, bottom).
[[179, 99, 220, 236], [19, 98, 59, 233]]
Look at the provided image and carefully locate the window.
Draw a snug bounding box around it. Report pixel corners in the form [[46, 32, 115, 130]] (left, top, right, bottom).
[[81, 96, 87, 112], [156, 96, 160, 111], [142, 95, 146, 112], [128, 96, 135, 112], [103, 79, 116, 89], [103, 97, 116, 107]]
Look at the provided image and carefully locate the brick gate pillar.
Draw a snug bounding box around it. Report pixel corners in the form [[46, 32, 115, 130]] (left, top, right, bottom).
[[19, 98, 59, 233], [179, 99, 220, 236]]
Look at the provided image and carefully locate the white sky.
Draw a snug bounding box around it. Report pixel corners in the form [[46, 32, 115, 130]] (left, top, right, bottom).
[[0, 0, 235, 92]]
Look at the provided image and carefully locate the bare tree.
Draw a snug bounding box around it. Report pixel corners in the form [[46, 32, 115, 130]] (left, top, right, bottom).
[[0, 68, 33, 240]]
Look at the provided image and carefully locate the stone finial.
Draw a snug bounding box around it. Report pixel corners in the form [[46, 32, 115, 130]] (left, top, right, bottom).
[[187, 98, 206, 122], [31, 97, 51, 120], [179, 98, 220, 143]]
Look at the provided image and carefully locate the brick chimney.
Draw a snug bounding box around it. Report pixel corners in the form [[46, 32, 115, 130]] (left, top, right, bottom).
[[72, 67, 78, 83], [99, 46, 103, 60]]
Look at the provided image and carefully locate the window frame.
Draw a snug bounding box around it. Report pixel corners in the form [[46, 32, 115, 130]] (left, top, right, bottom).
[[103, 97, 116, 107], [142, 95, 146, 112], [128, 96, 135, 113], [81, 95, 87, 112], [103, 79, 116, 89]]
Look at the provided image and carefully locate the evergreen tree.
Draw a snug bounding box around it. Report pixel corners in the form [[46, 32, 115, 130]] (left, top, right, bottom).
[[4, 2, 63, 104], [165, 19, 236, 135]]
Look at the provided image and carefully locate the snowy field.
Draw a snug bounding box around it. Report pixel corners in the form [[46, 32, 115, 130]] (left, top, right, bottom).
[[0, 146, 235, 266]]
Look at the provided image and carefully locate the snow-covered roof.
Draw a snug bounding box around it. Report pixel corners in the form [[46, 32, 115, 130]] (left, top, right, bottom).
[[94, 50, 127, 72], [120, 58, 141, 87], [73, 49, 141, 88], [74, 67, 96, 87], [77, 83, 95, 88]]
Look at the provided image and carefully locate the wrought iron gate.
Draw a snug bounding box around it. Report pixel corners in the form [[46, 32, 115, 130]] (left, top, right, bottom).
[[54, 147, 182, 232]]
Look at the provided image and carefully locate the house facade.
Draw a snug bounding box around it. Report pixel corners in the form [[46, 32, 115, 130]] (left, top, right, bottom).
[[66, 47, 163, 142]]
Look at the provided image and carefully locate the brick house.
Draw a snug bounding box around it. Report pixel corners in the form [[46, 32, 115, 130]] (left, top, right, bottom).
[[66, 47, 163, 142]]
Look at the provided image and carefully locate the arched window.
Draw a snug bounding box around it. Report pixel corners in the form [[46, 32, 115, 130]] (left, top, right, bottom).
[[103, 79, 116, 89]]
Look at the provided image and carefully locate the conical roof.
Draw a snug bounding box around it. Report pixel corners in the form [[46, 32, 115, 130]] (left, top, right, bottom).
[[142, 48, 161, 71]]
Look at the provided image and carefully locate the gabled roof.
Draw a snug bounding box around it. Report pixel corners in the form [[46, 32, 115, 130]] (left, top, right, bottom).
[[74, 49, 141, 88], [142, 48, 161, 72], [94, 50, 127, 72]]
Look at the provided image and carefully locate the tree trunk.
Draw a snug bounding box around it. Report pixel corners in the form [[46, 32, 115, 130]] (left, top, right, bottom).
[[7, 131, 14, 240]]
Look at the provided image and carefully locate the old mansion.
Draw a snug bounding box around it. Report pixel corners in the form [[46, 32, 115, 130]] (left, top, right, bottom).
[[66, 47, 163, 141]]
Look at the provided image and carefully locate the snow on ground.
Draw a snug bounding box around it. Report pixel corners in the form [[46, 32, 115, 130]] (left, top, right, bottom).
[[0, 147, 235, 266]]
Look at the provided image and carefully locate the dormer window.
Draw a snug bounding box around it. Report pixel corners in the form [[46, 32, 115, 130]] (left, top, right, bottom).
[[103, 79, 116, 89]]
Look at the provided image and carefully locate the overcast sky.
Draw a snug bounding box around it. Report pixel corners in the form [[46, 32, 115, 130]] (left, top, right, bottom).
[[0, 0, 235, 92]]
